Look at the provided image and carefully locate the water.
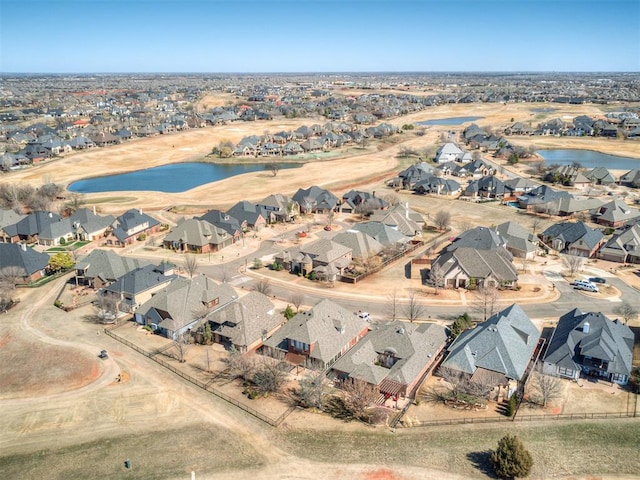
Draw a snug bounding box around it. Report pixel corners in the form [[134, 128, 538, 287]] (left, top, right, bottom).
[[536, 150, 640, 171], [530, 108, 557, 113], [68, 161, 302, 193], [415, 116, 484, 126]]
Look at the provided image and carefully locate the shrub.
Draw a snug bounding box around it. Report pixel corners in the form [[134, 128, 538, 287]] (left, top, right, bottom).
[[506, 393, 518, 417], [283, 304, 296, 320], [491, 434, 533, 478], [54, 300, 64, 309], [137, 233, 146, 241], [252, 258, 263, 269]]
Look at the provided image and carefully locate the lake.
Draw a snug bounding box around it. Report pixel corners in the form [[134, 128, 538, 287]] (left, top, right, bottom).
[[536, 149, 640, 171], [415, 116, 484, 126], [68, 162, 302, 193]]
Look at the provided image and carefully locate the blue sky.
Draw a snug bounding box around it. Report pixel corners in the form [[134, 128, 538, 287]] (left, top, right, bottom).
[[1, 0, 639, 73]]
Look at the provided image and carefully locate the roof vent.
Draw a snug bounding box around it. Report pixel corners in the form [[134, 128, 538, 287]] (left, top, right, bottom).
[[583, 321, 590, 334]]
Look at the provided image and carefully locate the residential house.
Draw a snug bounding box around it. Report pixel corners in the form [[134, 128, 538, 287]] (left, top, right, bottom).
[[369, 203, 423, 237], [331, 230, 384, 260], [396, 162, 436, 189], [463, 176, 507, 198], [540, 221, 604, 257], [256, 194, 299, 223], [441, 304, 541, 395], [68, 207, 115, 241], [550, 196, 604, 217], [619, 169, 640, 188], [226, 201, 267, 231], [543, 309, 634, 385], [591, 199, 640, 228], [340, 190, 388, 214], [275, 239, 352, 281], [261, 299, 369, 370], [135, 274, 237, 340], [293, 186, 339, 214], [0, 242, 50, 283], [100, 262, 176, 313], [503, 177, 539, 198], [435, 142, 464, 163], [494, 221, 538, 259], [207, 291, 284, 353], [331, 321, 447, 400], [445, 226, 507, 253], [197, 210, 243, 241], [413, 177, 461, 196], [108, 209, 160, 247], [163, 218, 232, 253], [75, 249, 150, 288], [584, 167, 616, 186], [0, 211, 73, 246], [351, 221, 412, 248], [517, 185, 572, 211], [432, 247, 518, 289], [598, 224, 640, 263]]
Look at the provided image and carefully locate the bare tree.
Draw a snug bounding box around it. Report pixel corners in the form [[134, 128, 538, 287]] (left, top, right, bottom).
[[295, 370, 329, 410], [253, 278, 272, 296], [172, 332, 191, 363], [95, 292, 119, 323], [264, 162, 281, 177], [252, 357, 289, 394], [385, 289, 399, 321], [434, 366, 493, 402], [290, 292, 305, 312], [531, 216, 545, 235], [382, 193, 399, 206], [527, 365, 564, 407], [225, 347, 255, 380], [613, 301, 639, 325], [0, 267, 22, 312], [429, 263, 445, 295], [326, 209, 335, 228], [341, 377, 379, 421], [434, 210, 451, 231], [475, 283, 499, 321], [562, 249, 584, 277], [458, 220, 473, 233], [183, 254, 199, 278], [404, 290, 424, 322]]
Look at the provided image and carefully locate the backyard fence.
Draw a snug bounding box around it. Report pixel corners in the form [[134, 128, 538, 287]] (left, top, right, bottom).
[[397, 410, 635, 428], [104, 327, 295, 427]]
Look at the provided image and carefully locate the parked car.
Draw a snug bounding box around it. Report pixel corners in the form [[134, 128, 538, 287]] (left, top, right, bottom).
[[98, 349, 108, 359], [589, 277, 606, 284], [358, 311, 371, 321], [573, 282, 599, 293]]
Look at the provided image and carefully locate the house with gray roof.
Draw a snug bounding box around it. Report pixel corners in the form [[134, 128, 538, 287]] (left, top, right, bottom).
[[163, 218, 232, 253], [369, 203, 423, 237], [0, 209, 26, 232], [331, 321, 447, 399], [293, 186, 339, 214], [619, 169, 640, 188], [197, 210, 243, 240], [543, 309, 634, 385], [256, 194, 299, 223], [550, 195, 604, 217], [331, 230, 384, 260], [591, 199, 640, 228], [517, 185, 571, 211], [68, 207, 115, 241], [135, 274, 237, 340], [584, 167, 616, 186], [340, 190, 388, 214], [463, 176, 507, 199], [0, 211, 72, 246], [0, 242, 50, 283], [275, 239, 352, 281], [441, 304, 540, 390], [261, 299, 369, 370], [207, 291, 284, 353], [435, 142, 465, 163], [75, 249, 150, 288], [100, 262, 176, 313], [445, 226, 507, 253], [598, 224, 640, 264], [541, 221, 604, 257], [413, 176, 461, 196], [494, 221, 538, 259], [226, 201, 268, 231], [351, 221, 411, 248], [109, 209, 160, 247], [431, 247, 518, 289]]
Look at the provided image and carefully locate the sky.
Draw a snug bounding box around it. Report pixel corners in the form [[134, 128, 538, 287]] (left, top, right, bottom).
[[1, 0, 639, 73]]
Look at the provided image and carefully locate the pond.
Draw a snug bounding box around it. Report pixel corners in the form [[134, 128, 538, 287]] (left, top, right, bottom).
[[415, 116, 484, 126], [68, 161, 302, 193], [536, 149, 640, 171]]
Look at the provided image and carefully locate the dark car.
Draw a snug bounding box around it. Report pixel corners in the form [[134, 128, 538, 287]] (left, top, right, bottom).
[[98, 349, 108, 359], [589, 277, 606, 284]]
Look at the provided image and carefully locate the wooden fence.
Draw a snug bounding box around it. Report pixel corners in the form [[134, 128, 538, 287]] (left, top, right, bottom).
[[104, 327, 295, 427]]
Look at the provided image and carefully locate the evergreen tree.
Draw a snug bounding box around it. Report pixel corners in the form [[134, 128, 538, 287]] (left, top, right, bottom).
[[491, 434, 533, 479]]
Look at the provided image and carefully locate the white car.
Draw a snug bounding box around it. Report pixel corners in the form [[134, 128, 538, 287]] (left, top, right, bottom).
[[358, 312, 371, 321]]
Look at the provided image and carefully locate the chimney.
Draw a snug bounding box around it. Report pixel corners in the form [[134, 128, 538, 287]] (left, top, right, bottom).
[[138, 209, 143, 215], [93, 205, 97, 215], [21, 242, 27, 251], [582, 321, 590, 334], [405, 202, 409, 219]]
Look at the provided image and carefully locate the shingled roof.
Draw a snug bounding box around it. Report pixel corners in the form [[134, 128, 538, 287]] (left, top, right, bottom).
[[441, 304, 540, 381]]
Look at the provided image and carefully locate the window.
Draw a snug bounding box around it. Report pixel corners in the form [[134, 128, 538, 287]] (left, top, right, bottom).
[[558, 367, 574, 377]]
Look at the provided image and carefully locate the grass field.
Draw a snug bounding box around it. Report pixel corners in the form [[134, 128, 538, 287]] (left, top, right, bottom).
[[274, 420, 640, 479], [0, 423, 266, 480]]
